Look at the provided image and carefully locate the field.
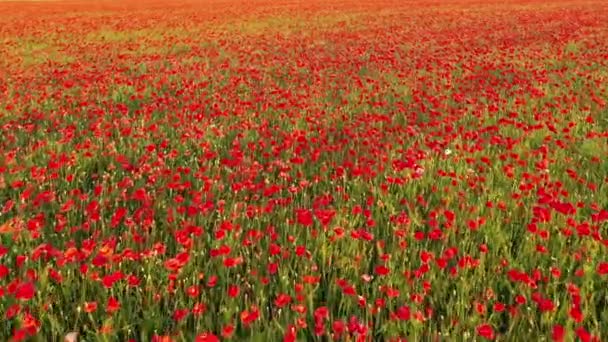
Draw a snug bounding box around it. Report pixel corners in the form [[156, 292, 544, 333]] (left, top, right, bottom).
[[1, 0, 608, 340]]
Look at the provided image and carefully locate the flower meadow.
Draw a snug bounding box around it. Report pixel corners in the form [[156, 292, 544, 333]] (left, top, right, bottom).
[[1, 0, 608, 340]]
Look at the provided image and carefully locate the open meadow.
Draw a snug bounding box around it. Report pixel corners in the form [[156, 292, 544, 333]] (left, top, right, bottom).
[[1, 0, 608, 340]]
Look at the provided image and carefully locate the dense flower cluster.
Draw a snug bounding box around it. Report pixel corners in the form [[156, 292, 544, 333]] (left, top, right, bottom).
[[1, 0, 607, 340]]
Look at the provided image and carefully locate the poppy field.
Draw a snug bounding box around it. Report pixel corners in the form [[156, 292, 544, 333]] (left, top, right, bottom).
[[1, 0, 608, 340]]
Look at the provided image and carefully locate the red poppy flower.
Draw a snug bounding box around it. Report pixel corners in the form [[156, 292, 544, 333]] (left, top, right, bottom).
[[476, 324, 495, 340], [84, 301, 98, 313], [14, 282, 35, 301]]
